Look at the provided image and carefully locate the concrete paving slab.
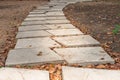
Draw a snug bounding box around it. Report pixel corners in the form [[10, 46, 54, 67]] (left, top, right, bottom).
[[15, 37, 61, 49], [24, 17, 45, 21], [51, 1, 66, 4], [53, 35, 100, 47], [21, 21, 45, 25], [16, 30, 52, 39], [0, 68, 49, 80], [58, 0, 70, 2], [48, 9, 63, 12], [19, 25, 50, 31], [47, 9, 63, 12], [82, 0, 93, 1], [54, 47, 114, 65], [46, 20, 70, 24], [46, 12, 64, 16], [46, 16, 66, 20], [32, 9, 48, 12], [27, 14, 46, 17], [51, 8, 63, 10], [22, 20, 70, 25], [50, 8, 63, 11], [52, 5, 65, 7], [25, 16, 66, 21], [48, 2, 66, 5], [53, 5, 65, 9], [56, 4, 66, 7], [36, 6, 50, 10], [29, 11, 46, 14], [62, 0, 82, 2], [47, 29, 83, 36], [55, 5, 66, 7], [48, 8, 62, 12], [45, 24, 76, 29], [6, 48, 64, 66], [28, 14, 64, 17], [62, 66, 120, 80]]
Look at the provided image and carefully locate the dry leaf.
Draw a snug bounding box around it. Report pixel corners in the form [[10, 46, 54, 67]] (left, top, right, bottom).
[[96, 65, 106, 69]]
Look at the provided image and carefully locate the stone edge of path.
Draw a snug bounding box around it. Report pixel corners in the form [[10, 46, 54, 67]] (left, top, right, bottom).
[[62, 66, 120, 80], [0, 67, 50, 80]]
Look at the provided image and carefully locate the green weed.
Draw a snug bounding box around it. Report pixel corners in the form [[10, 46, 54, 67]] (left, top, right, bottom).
[[113, 24, 120, 35]]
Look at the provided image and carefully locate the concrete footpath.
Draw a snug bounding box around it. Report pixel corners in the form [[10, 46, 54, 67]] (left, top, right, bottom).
[[1, 0, 118, 80]]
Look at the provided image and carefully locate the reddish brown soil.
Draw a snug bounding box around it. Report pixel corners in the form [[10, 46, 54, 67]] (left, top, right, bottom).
[[0, 1, 48, 66], [63, 1, 120, 69]]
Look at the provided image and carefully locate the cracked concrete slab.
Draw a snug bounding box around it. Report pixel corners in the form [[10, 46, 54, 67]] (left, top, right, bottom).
[[50, 8, 63, 11], [46, 12, 64, 16], [47, 29, 83, 36], [36, 6, 50, 10], [29, 11, 46, 14], [46, 16, 67, 20], [45, 24, 76, 29], [53, 35, 100, 47], [16, 30, 52, 39], [54, 47, 114, 65], [0, 68, 49, 80], [27, 14, 46, 17], [62, 66, 120, 80], [15, 37, 61, 49], [21, 21, 46, 25], [6, 48, 64, 66], [46, 20, 70, 24], [24, 17, 45, 21], [18, 25, 50, 31]]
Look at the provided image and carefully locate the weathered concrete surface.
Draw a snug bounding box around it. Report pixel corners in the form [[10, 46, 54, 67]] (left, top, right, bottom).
[[0, 68, 49, 80], [47, 29, 83, 36], [53, 35, 100, 47], [21, 21, 45, 25], [6, 48, 64, 66], [19, 25, 50, 32], [46, 20, 70, 24], [32, 9, 48, 12], [50, 8, 63, 11], [46, 16, 66, 20], [24, 17, 45, 21], [15, 37, 61, 49], [46, 12, 64, 16], [45, 24, 76, 29], [36, 6, 50, 10], [18, 24, 76, 32], [54, 47, 114, 65], [29, 11, 46, 14], [62, 66, 120, 80], [22, 20, 70, 26], [16, 30, 52, 39], [27, 14, 46, 17]]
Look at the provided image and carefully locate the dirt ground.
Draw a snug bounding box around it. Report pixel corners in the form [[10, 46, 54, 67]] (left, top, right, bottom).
[[0, 1, 48, 65], [63, 1, 120, 69]]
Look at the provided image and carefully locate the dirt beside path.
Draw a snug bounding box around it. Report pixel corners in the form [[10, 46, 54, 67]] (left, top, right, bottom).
[[63, 1, 120, 69], [0, 1, 48, 66]]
